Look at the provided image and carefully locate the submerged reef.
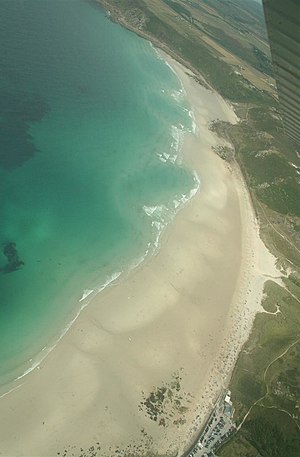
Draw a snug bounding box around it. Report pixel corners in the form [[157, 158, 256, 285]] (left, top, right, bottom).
[[1, 242, 24, 274], [0, 91, 48, 171]]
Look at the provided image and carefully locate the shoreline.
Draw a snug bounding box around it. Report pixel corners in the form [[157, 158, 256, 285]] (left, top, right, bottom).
[[160, 55, 281, 452], [0, 49, 280, 456]]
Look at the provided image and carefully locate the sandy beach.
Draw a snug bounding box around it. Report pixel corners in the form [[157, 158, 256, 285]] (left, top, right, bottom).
[[0, 55, 281, 457]]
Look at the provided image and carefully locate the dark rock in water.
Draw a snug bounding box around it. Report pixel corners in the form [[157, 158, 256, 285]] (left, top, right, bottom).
[[1, 241, 24, 274], [0, 91, 49, 171]]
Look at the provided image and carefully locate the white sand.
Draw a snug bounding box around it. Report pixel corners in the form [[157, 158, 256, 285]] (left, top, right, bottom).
[[0, 55, 281, 457]]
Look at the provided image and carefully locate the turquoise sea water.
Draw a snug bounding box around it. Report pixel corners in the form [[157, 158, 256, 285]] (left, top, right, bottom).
[[0, 0, 197, 387]]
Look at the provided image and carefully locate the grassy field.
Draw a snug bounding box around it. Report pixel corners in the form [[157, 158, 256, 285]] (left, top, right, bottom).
[[226, 280, 300, 416], [212, 110, 300, 222], [219, 406, 300, 457], [96, 1, 300, 455]]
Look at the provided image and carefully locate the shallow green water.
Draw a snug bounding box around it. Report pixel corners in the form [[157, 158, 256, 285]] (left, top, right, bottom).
[[0, 0, 197, 386]]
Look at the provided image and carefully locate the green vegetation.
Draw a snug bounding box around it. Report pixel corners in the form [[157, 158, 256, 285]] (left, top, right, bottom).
[[228, 281, 300, 416], [220, 407, 300, 457], [214, 105, 300, 217], [96, 0, 300, 455], [218, 281, 300, 457], [203, 23, 273, 76], [163, 0, 192, 20]]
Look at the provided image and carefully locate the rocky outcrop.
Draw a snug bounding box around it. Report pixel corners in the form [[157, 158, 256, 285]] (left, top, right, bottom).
[[1, 242, 24, 274]]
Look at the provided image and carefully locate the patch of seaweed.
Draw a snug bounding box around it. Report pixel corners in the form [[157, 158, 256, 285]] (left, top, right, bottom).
[[0, 242, 24, 274]]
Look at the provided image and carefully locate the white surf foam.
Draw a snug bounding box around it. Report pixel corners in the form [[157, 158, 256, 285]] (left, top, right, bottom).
[[171, 125, 184, 159], [142, 170, 200, 254], [10, 270, 124, 387], [171, 87, 186, 102], [79, 289, 94, 302]]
